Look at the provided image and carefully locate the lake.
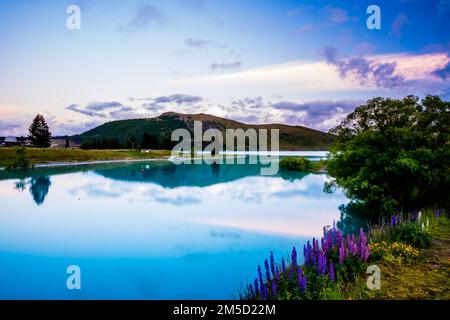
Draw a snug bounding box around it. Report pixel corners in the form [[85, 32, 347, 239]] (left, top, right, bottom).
[[0, 159, 348, 299]]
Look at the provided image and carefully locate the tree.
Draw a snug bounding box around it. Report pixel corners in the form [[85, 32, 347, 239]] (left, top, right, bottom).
[[141, 132, 159, 149], [326, 95, 450, 217], [28, 114, 52, 148], [65, 136, 70, 148]]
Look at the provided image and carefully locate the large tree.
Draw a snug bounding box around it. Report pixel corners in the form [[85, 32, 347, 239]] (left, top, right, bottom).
[[326, 95, 450, 217], [28, 114, 52, 148]]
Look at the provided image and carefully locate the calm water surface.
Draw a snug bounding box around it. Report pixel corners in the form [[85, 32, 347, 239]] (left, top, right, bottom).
[[0, 160, 348, 299]]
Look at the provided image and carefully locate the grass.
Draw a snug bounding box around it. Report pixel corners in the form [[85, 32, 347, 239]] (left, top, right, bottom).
[[242, 210, 449, 300], [0, 147, 172, 168], [346, 213, 450, 300]]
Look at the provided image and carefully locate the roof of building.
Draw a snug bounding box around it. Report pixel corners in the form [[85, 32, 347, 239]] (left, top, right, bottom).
[[5, 136, 18, 143]]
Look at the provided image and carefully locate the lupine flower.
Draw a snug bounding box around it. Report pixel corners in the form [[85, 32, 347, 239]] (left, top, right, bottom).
[[253, 278, 258, 297], [271, 279, 277, 297], [292, 246, 297, 269], [329, 262, 335, 282], [339, 242, 345, 264], [336, 229, 343, 247], [298, 266, 306, 293], [248, 283, 254, 297], [275, 266, 280, 281], [317, 251, 327, 275], [281, 258, 286, 274], [257, 265, 265, 297], [269, 251, 275, 277], [264, 259, 271, 281]]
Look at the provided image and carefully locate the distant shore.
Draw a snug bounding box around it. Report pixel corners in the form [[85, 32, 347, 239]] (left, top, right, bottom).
[[0, 147, 329, 169]]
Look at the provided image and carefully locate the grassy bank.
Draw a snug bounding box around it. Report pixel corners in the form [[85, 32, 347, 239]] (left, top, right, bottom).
[[241, 210, 449, 300], [0, 147, 172, 168]]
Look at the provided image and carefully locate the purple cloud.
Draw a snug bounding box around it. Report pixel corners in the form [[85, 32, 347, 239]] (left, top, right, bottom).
[[210, 61, 241, 70]]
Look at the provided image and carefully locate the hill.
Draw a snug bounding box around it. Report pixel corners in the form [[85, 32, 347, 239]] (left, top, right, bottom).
[[72, 112, 335, 150]]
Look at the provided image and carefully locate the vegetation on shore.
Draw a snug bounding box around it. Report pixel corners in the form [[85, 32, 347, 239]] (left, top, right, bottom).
[[242, 210, 448, 300], [325, 95, 450, 217], [0, 147, 171, 169], [279, 156, 325, 172]]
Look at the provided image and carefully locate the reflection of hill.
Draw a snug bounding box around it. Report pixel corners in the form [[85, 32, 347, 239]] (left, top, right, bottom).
[[93, 162, 310, 188], [1, 161, 311, 195]]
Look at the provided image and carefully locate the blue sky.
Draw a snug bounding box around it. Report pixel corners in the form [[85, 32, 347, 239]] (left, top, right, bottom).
[[0, 0, 449, 135]]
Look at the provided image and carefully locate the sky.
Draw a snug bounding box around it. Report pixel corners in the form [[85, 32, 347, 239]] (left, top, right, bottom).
[[0, 0, 449, 136]]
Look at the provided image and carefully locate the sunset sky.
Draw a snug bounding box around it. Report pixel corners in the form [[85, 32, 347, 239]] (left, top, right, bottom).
[[1, 0, 449, 136]]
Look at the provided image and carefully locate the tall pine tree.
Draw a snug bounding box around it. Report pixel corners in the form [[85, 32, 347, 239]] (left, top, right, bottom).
[[28, 114, 52, 148]]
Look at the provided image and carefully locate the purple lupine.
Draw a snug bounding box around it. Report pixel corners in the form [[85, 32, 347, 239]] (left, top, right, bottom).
[[253, 278, 258, 297], [339, 242, 345, 264], [391, 215, 396, 226], [257, 265, 265, 297], [336, 229, 343, 247], [435, 210, 441, 217], [297, 266, 307, 293], [291, 246, 298, 269], [317, 251, 327, 275], [271, 279, 277, 297], [264, 259, 271, 281], [275, 266, 281, 281], [248, 283, 254, 297], [329, 262, 335, 282], [281, 258, 286, 275], [269, 251, 275, 277]]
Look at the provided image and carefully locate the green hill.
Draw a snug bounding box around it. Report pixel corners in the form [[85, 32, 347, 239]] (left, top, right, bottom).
[[72, 112, 335, 150]]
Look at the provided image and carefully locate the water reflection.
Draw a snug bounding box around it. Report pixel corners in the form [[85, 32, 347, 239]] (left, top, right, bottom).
[[4, 161, 308, 205], [0, 161, 349, 299], [13, 176, 52, 205]]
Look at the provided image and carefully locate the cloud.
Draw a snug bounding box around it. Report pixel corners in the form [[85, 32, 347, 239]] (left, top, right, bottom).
[[322, 47, 405, 88], [210, 61, 242, 70], [390, 14, 409, 38], [324, 6, 349, 24], [178, 0, 207, 11], [142, 94, 203, 112], [185, 38, 214, 48], [432, 54, 450, 79], [272, 99, 362, 130], [121, 4, 165, 32], [66, 101, 135, 119]]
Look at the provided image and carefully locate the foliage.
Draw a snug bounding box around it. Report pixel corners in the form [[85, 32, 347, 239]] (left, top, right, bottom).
[[280, 157, 324, 172], [28, 114, 52, 148], [326, 95, 450, 217], [5, 147, 31, 171], [370, 241, 419, 262], [242, 224, 370, 300]]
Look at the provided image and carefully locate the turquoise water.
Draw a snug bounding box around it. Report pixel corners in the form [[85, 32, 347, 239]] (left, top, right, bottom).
[[0, 160, 348, 299]]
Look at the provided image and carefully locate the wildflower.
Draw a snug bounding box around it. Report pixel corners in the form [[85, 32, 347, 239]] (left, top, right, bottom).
[[271, 279, 277, 297], [270, 251, 275, 277], [417, 211, 422, 223], [264, 259, 271, 282], [281, 258, 286, 274], [317, 251, 327, 275], [253, 278, 258, 297], [257, 265, 266, 298], [298, 266, 306, 293], [391, 215, 396, 226], [336, 229, 343, 247], [292, 246, 298, 269], [329, 262, 335, 282], [275, 266, 281, 281], [339, 242, 345, 264]]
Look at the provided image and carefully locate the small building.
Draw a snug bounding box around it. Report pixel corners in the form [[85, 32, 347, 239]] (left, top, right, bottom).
[[5, 136, 21, 147]]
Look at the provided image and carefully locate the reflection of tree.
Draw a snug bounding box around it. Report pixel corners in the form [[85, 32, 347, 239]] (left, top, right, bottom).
[[29, 176, 51, 205], [336, 202, 373, 235], [14, 178, 29, 192]]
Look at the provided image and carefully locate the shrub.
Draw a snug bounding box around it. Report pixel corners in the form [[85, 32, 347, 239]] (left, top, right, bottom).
[[280, 157, 315, 171], [6, 147, 31, 171], [370, 241, 419, 262]]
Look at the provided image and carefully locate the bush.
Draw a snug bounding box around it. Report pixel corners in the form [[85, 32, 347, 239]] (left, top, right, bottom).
[[280, 157, 314, 171], [6, 147, 31, 171], [389, 223, 432, 248]]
